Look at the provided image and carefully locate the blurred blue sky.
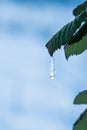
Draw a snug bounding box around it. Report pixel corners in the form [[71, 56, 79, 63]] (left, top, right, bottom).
[[0, 0, 87, 130]]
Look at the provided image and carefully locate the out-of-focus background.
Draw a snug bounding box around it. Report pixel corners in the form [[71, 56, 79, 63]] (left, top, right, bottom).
[[0, 0, 87, 130]]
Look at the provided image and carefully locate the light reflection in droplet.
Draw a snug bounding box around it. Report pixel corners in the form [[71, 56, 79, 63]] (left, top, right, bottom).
[[49, 56, 55, 80]]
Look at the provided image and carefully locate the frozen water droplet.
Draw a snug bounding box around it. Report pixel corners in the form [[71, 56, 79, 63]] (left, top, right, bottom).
[[49, 57, 55, 79]]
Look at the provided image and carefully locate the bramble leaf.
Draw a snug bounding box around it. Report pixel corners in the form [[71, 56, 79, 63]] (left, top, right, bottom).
[[73, 90, 87, 104], [64, 34, 87, 60], [73, 1, 87, 16], [45, 11, 87, 57], [73, 109, 87, 130]]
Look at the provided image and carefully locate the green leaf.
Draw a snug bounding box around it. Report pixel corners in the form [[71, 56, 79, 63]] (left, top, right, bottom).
[[64, 34, 87, 60], [73, 1, 87, 16], [45, 11, 87, 57], [73, 109, 87, 130], [73, 90, 87, 104]]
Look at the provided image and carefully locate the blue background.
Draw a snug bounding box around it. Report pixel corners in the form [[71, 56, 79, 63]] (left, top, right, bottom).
[[0, 0, 87, 130]]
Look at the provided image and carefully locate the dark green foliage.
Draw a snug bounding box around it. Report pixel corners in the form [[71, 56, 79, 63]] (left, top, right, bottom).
[[73, 90, 87, 104], [46, 11, 87, 57], [45, 2, 87, 130], [73, 1, 87, 16], [68, 22, 87, 45], [73, 109, 87, 130]]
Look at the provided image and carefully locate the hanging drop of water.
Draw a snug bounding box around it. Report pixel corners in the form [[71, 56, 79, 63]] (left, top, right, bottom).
[[49, 56, 55, 79]]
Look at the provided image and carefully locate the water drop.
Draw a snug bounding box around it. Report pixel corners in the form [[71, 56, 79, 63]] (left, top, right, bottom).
[[49, 56, 55, 79]]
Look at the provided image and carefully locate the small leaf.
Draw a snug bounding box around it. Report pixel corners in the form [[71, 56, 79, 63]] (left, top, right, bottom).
[[73, 1, 87, 16], [73, 90, 87, 104], [73, 109, 87, 130]]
